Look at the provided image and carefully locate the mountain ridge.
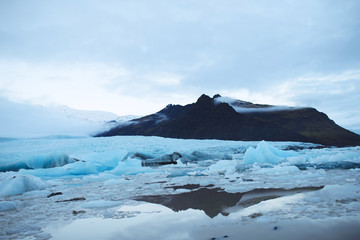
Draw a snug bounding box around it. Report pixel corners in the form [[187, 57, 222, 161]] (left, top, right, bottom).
[[96, 94, 360, 147]]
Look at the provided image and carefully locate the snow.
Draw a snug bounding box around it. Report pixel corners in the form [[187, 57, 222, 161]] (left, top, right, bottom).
[[0, 136, 360, 239], [214, 96, 302, 113]]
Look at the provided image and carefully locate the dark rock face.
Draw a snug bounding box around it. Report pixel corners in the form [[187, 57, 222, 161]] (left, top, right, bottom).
[[47, 192, 63, 198], [55, 197, 86, 203], [96, 94, 360, 147]]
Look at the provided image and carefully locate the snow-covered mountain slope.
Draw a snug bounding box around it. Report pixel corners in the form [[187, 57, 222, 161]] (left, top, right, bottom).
[[0, 97, 135, 138], [213, 95, 303, 113], [55, 105, 119, 123]]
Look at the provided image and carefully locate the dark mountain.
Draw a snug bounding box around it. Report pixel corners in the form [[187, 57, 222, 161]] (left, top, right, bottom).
[[96, 94, 360, 147]]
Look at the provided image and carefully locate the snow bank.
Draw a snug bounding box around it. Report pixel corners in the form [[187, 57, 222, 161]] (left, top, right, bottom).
[[241, 141, 298, 165], [0, 173, 46, 196]]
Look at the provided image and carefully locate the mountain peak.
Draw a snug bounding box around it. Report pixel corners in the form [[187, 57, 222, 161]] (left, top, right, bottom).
[[96, 94, 360, 147], [196, 94, 213, 105]]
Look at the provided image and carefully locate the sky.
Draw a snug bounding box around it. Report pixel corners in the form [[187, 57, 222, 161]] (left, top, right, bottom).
[[1, 0, 360, 129]]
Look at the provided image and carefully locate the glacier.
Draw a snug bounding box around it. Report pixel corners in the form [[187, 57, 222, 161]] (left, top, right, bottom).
[[0, 136, 359, 239]]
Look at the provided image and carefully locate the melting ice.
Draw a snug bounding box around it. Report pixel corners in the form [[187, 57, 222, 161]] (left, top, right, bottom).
[[0, 136, 359, 239]]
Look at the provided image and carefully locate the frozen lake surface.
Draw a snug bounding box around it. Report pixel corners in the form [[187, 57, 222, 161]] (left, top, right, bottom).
[[0, 136, 360, 239]]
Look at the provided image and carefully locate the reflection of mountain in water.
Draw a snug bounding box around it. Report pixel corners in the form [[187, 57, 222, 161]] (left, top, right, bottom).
[[135, 186, 324, 218]]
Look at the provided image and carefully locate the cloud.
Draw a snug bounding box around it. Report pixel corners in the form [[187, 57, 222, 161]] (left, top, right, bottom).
[[1, 0, 359, 85], [219, 70, 360, 129], [0, 0, 359, 129], [144, 72, 182, 86], [0, 61, 193, 116], [0, 96, 116, 138]]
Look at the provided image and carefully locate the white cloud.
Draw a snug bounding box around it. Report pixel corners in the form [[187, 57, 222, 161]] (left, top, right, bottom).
[[143, 72, 182, 86], [0, 96, 118, 138], [219, 70, 360, 129], [0, 0, 359, 130], [0, 61, 189, 115]]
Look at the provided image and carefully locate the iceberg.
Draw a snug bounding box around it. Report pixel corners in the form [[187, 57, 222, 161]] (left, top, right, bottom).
[[0, 201, 16, 211], [109, 159, 154, 176], [81, 200, 123, 209], [207, 160, 237, 176], [0, 136, 360, 240], [305, 184, 360, 203], [0, 154, 76, 172], [241, 141, 298, 165], [16, 151, 129, 178], [0, 173, 46, 196]]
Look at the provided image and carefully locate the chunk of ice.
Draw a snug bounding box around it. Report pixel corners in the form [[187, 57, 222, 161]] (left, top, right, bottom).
[[207, 160, 237, 176], [26, 154, 75, 169], [109, 159, 154, 176], [0, 201, 16, 211], [0, 173, 46, 196], [81, 200, 123, 209], [241, 141, 298, 165], [0, 154, 75, 172], [306, 184, 360, 203]]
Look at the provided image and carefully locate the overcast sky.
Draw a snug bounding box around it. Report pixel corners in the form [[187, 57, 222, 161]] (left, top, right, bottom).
[[1, 0, 360, 129]]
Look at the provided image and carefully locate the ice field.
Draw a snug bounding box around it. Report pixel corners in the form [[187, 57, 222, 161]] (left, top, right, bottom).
[[1, 136, 360, 239]]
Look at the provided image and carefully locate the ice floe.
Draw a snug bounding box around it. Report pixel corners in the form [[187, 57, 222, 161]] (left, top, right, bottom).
[[0, 136, 359, 239], [0, 201, 16, 211], [242, 140, 298, 165], [0, 173, 46, 197]]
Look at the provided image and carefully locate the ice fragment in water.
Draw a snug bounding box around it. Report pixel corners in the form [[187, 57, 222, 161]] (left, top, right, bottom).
[[81, 200, 123, 209], [0, 173, 46, 196], [0, 201, 16, 211], [241, 141, 298, 165], [0, 154, 76, 172]]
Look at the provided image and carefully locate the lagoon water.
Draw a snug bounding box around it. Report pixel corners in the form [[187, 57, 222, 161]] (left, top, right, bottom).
[[1, 136, 360, 239]]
